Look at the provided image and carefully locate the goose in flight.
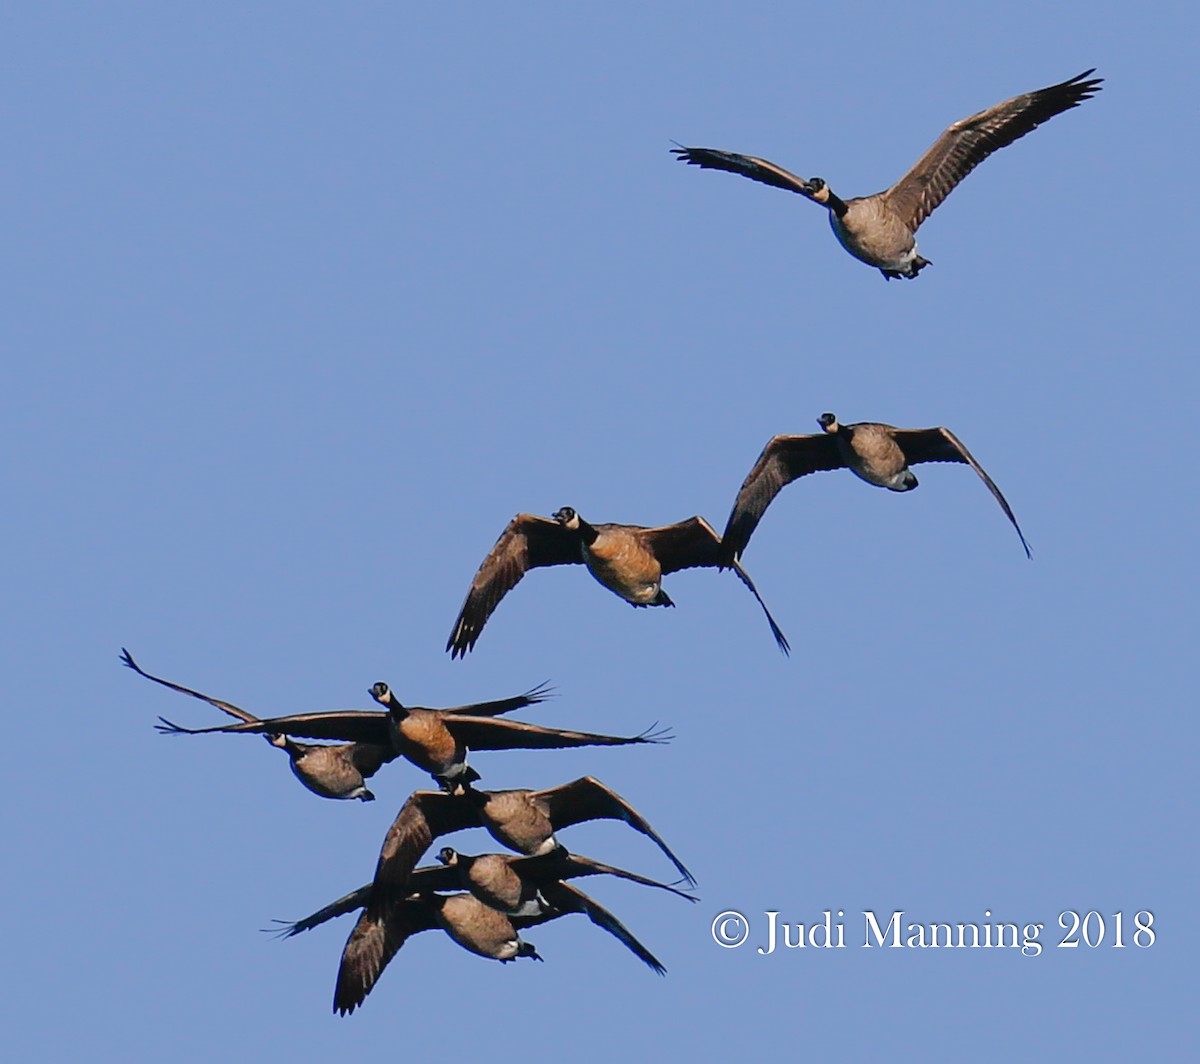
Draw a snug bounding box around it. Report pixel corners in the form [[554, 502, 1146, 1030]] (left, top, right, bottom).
[[156, 679, 665, 789], [447, 508, 789, 657], [673, 69, 1102, 278], [720, 413, 1031, 563], [122, 648, 394, 801]]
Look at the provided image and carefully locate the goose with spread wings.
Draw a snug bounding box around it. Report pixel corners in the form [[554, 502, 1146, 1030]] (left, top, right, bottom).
[[156, 679, 666, 789], [673, 69, 1101, 278], [350, 776, 695, 909], [428, 845, 695, 916], [447, 507, 789, 657], [720, 413, 1031, 563], [274, 875, 671, 1014], [122, 648, 395, 801]]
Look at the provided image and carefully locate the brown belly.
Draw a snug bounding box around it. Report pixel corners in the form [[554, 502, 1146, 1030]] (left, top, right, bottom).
[[483, 793, 555, 853], [437, 894, 521, 959], [584, 535, 662, 604], [394, 712, 460, 773]]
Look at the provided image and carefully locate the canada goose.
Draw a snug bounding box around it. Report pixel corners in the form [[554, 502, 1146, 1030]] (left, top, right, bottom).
[[428, 846, 695, 917], [720, 413, 1031, 562], [121, 648, 394, 801], [447, 508, 789, 657], [275, 881, 667, 1013], [673, 69, 1102, 278], [358, 776, 695, 906], [157, 680, 667, 788]]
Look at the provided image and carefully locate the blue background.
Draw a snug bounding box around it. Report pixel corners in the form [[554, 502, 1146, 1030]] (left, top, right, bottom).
[[3, 3, 1193, 1059]]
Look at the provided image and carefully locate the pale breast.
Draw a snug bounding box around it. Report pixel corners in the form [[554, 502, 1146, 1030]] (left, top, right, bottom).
[[291, 746, 362, 798], [394, 711, 459, 772], [832, 199, 916, 269], [466, 855, 526, 911], [583, 529, 662, 603], [438, 894, 520, 959], [483, 792, 555, 853], [843, 426, 910, 486]]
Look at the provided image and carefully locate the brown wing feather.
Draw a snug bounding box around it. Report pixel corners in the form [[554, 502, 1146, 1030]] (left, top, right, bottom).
[[121, 649, 259, 723], [539, 776, 695, 885], [370, 790, 483, 892], [719, 434, 845, 563], [638, 516, 722, 574], [334, 898, 439, 1015], [445, 715, 668, 752], [883, 70, 1102, 231], [892, 427, 1032, 558], [671, 146, 816, 197], [446, 514, 583, 658]]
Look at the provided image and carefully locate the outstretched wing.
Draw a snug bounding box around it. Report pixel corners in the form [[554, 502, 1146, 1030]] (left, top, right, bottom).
[[155, 709, 392, 745], [440, 681, 555, 717], [121, 648, 259, 723], [638, 517, 790, 655], [892, 426, 1032, 558], [539, 776, 695, 886], [638, 515, 723, 575], [267, 883, 372, 938], [369, 790, 483, 894], [883, 69, 1103, 231], [447, 514, 583, 658], [671, 146, 817, 198], [445, 715, 670, 752], [512, 851, 696, 901], [719, 434, 845, 563], [530, 882, 666, 974], [334, 897, 440, 1016]]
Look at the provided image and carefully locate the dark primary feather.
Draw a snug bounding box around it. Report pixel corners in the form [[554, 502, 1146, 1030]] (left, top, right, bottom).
[[268, 885, 373, 938], [121, 648, 259, 723], [507, 851, 697, 901], [671, 146, 814, 196], [154, 709, 393, 745], [440, 681, 555, 716], [334, 896, 442, 1016], [640, 516, 789, 654], [447, 514, 583, 658], [540, 776, 695, 886], [444, 715, 671, 752], [884, 69, 1103, 230], [370, 790, 484, 892], [891, 427, 1032, 558], [720, 434, 845, 563], [532, 881, 666, 975]]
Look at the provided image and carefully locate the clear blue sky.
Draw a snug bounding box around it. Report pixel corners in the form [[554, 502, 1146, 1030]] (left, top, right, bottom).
[[2, 3, 1194, 1059]]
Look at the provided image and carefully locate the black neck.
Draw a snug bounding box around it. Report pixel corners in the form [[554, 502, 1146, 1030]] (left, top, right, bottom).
[[825, 190, 848, 218], [575, 519, 599, 546]]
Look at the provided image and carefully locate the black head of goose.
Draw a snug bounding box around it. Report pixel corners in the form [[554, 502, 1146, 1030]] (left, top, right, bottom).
[[122, 649, 394, 802], [673, 69, 1101, 279], [719, 413, 1031, 563], [446, 506, 789, 657]]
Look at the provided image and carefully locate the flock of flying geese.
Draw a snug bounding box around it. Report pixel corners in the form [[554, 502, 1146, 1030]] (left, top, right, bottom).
[[128, 68, 1101, 1014]]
